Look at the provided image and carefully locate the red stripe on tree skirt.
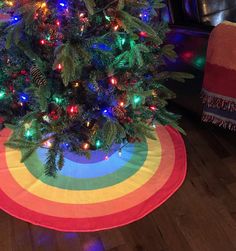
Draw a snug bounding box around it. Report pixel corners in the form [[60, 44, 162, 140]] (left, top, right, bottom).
[[203, 62, 236, 98], [0, 126, 187, 232]]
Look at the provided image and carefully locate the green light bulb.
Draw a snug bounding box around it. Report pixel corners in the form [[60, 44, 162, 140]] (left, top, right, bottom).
[[0, 90, 6, 100], [53, 96, 63, 105], [96, 140, 102, 148], [24, 129, 34, 139], [46, 34, 51, 41], [105, 15, 111, 21], [193, 56, 206, 69], [133, 95, 141, 104]]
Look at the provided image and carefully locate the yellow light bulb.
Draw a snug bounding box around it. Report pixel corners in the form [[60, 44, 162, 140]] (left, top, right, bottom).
[[6, 1, 14, 6], [41, 2, 47, 8]]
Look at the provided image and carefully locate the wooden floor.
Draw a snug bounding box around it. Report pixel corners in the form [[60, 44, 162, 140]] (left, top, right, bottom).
[[0, 114, 236, 251]]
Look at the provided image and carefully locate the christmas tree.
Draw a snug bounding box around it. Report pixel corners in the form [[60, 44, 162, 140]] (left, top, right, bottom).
[[0, 0, 192, 176]]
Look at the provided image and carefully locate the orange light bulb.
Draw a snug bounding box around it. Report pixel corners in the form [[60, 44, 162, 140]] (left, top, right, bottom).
[[82, 143, 90, 150]]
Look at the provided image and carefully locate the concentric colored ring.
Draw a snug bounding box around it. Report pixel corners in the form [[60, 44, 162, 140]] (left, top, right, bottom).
[[0, 126, 187, 232], [5, 135, 163, 204], [23, 142, 148, 190]]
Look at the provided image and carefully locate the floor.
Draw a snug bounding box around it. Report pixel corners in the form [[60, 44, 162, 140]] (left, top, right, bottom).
[[0, 113, 236, 251]]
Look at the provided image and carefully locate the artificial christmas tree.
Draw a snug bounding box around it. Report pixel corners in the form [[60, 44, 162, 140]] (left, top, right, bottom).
[[0, 0, 192, 176]]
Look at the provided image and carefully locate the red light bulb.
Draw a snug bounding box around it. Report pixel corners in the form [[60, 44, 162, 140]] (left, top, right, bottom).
[[40, 39, 46, 45], [20, 69, 27, 75], [67, 105, 79, 116], [49, 110, 59, 121], [57, 64, 62, 71], [139, 31, 148, 37], [150, 106, 157, 111], [110, 77, 118, 85]]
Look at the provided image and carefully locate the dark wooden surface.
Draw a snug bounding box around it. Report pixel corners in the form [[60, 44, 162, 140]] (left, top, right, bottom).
[[0, 115, 236, 251]]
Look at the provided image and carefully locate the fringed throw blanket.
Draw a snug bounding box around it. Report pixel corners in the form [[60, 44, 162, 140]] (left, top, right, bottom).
[[202, 21, 236, 131]]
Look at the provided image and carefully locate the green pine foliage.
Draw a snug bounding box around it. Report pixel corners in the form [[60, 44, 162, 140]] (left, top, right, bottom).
[[0, 0, 193, 176]]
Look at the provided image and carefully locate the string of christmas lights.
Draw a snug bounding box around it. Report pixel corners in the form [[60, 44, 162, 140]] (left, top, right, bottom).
[[0, 0, 190, 175]]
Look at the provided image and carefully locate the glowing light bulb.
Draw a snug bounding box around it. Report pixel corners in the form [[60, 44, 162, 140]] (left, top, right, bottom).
[[96, 140, 102, 148], [41, 2, 47, 8], [6, 1, 13, 6], [0, 90, 6, 99], [67, 105, 79, 116], [13, 16, 19, 22], [46, 34, 51, 41], [105, 15, 111, 21], [53, 96, 63, 105], [73, 82, 80, 88], [121, 38, 126, 45], [43, 140, 53, 148], [102, 109, 109, 117], [59, 2, 65, 7], [80, 25, 85, 32], [24, 129, 34, 139], [150, 106, 157, 111], [79, 13, 85, 18], [57, 64, 62, 70], [40, 39, 46, 45], [82, 143, 90, 150], [43, 115, 50, 122], [110, 77, 118, 85], [133, 95, 141, 104], [113, 25, 119, 31], [139, 31, 148, 37], [119, 101, 125, 107], [19, 93, 29, 102]]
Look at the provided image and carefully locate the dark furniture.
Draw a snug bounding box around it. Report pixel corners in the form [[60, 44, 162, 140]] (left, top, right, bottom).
[[167, 0, 236, 26]]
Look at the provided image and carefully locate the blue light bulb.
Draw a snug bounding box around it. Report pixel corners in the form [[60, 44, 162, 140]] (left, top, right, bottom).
[[59, 1, 67, 8], [102, 109, 110, 117], [12, 16, 20, 23], [139, 9, 151, 22], [19, 93, 29, 103], [61, 142, 70, 150]]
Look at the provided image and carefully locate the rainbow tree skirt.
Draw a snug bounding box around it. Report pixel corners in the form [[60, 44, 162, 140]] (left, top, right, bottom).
[[0, 126, 186, 232]]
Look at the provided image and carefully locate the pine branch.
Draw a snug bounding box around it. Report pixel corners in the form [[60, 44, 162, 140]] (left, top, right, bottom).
[[102, 120, 117, 147], [132, 122, 157, 140], [21, 145, 39, 162], [83, 0, 96, 15], [45, 147, 57, 177]]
